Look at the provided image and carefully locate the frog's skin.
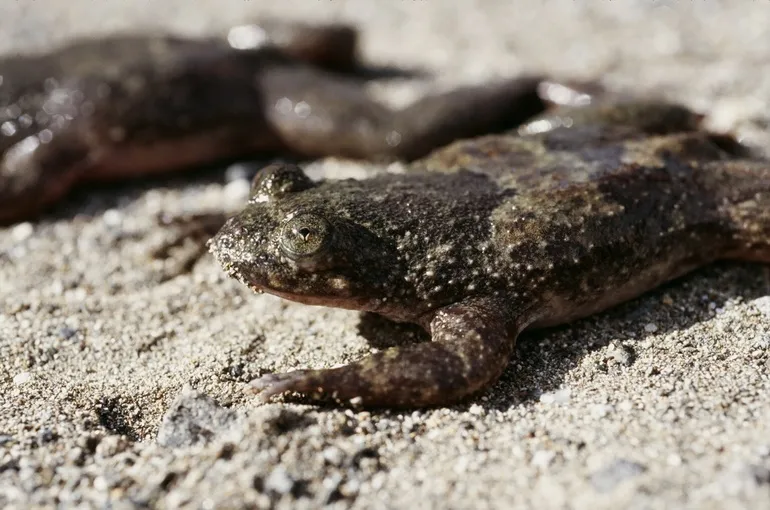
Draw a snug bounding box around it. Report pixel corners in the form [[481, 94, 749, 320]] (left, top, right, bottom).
[[209, 100, 770, 409], [0, 20, 545, 224]]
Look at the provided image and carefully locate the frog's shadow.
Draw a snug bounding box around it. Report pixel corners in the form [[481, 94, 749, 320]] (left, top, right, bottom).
[[356, 312, 429, 350], [354, 262, 769, 414]]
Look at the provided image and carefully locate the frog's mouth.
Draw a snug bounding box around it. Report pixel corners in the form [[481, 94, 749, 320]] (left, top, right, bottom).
[[213, 250, 378, 312], [209, 219, 363, 308]]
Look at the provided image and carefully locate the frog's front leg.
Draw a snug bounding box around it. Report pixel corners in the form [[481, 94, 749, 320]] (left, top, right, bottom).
[[248, 300, 516, 408]]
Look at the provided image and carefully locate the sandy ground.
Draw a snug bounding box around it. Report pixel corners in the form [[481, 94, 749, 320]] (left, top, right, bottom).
[[1, 1, 770, 509]]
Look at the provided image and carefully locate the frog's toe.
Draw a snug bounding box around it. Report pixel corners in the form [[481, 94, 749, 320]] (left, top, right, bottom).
[[245, 370, 315, 402]]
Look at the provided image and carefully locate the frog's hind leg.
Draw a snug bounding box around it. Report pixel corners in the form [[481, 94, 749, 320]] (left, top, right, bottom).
[[248, 299, 515, 408], [390, 77, 547, 161], [262, 69, 546, 162]]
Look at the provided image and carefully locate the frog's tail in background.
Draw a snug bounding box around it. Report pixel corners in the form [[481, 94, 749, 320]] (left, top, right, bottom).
[[716, 159, 770, 263], [391, 76, 547, 161]]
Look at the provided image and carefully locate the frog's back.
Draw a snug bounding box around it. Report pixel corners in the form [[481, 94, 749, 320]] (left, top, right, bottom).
[[408, 101, 770, 328], [413, 100, 724, 194]]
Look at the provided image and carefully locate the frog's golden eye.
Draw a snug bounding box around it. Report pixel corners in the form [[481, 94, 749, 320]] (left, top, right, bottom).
[[279, 214, 331, 259]]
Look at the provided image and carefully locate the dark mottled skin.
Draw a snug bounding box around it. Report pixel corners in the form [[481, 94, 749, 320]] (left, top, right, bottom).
[[0, 20, 546, 224], [4, 21, 769, 410], [209, 100, 770, 408]]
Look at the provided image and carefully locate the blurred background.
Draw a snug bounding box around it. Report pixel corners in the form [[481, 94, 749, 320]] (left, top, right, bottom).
[[3, 0, 770, 147]]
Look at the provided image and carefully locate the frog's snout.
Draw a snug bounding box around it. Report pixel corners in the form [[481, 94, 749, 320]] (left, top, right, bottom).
[[208, 212, 274, 281], [207, 220, 235, 267], [208, 216, 250, 267]]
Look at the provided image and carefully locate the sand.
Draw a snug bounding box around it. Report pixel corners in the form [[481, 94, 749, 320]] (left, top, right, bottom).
[[1, 1, 769, 509]]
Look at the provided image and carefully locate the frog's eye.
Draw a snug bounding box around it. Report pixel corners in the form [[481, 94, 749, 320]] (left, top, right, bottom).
[[250, 163, 315, 203], [279, 214, 331, 259]]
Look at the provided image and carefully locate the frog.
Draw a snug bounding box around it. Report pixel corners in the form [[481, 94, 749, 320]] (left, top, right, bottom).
[[208, 98, 770, 409], [0, 19, 547, 225]]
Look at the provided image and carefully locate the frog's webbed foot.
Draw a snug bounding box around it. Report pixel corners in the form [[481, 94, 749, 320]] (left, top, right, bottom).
[[247, 371, 315, 401], [149, 212, 230, 281], [247, 300, 515, 408]]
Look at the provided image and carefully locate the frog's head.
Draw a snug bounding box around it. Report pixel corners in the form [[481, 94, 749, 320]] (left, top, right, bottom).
[[209, 163, 409, 315]]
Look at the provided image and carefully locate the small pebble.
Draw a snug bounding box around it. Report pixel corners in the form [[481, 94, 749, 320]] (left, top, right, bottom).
[[13, 371, 31, 385], [102, 209, 124, 227], [531, 450, 556, 468], [644, 323, 658, 333], [752, 296, 770, 319], [468, 404, 484, 416], [540, 388, 571, 405], [58, 326, 79, 340], [264, 466, 294, 495], [607, 343, 635, 366], [590, 459, 647, 492], [38, 428, 57, 444], [322, 446, 345, 467], [340, 478, 361, 497], [11, 222, 34, 242]]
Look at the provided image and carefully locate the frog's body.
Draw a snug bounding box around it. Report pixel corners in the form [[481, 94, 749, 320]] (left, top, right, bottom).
[[210, 102, 770, 408], [4, 21, 770, 410], [0, 21, 544, 223]]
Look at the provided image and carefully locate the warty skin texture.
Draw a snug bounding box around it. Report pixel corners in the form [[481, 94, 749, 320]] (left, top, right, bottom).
[[3, 20, 769, 409], [210, 101, 770, 409]]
